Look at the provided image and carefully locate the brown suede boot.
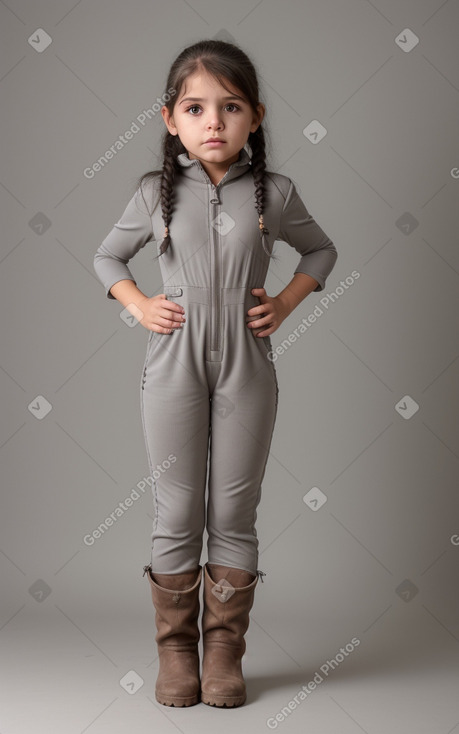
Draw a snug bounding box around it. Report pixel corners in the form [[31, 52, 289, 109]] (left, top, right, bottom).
[[200, 562, 259, 707], [143, 563, 202, 707]]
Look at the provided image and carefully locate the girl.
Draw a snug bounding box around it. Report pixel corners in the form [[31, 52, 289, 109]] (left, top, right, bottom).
[[94, 39, 337, 709]]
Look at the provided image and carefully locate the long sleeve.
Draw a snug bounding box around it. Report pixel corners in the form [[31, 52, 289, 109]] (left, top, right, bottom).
[[277, 179, 337, 292], [93, 186, 154, 299]]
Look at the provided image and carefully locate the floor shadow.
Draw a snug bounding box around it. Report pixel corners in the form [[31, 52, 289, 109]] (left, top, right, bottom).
[[242, 632, 457, 704]]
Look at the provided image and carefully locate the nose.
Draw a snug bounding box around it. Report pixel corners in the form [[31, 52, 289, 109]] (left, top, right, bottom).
[[206, 107, 224, 130]]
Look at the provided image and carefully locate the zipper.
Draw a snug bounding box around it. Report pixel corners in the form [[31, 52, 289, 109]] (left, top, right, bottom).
[[209, 186, 221, 352], [187, 159, 238, 356]]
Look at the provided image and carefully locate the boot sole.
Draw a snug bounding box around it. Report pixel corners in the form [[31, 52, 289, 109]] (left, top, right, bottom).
[[200, 691, 246, 707], [156, 690, 200, 707]]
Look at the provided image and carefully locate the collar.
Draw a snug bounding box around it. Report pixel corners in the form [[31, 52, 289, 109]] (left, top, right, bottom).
[[176, 145, 252, 184]]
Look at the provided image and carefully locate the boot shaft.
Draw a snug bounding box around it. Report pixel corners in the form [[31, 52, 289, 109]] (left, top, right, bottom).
[[202, 563, 258, 646], [143, 564, 202, 648]]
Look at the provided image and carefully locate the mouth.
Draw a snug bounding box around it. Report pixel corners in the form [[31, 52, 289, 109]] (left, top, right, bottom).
[[204, 139, 226, 145]]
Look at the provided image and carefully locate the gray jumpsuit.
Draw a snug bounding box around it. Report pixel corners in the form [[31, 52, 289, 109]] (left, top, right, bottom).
[[93, 146, 338, 576]]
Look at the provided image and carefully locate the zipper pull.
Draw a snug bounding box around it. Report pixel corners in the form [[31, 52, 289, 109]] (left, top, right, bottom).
[[210, 184, 220, 204], [256, 569, 266, 583]]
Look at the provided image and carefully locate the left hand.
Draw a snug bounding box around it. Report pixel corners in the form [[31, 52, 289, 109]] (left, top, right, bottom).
[[246, 288, 289, 337]]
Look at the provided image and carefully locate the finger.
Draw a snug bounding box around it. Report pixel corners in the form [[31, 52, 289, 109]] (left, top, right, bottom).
[[252, 325, 271, 337], [246, 306, 271, 320], [160, 307, 185, 323], [161, 299, 185, 315], [246, 313, 272, 328], [154, 315, 183, 331], [247, 321, 264, 329], [246, 305, 263, 317]]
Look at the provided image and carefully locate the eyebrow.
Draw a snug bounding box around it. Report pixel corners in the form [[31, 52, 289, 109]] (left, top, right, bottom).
[[179, 95, 246, 105]]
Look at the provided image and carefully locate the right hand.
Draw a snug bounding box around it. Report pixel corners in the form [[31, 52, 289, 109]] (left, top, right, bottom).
[[137, 294, 186, 334]]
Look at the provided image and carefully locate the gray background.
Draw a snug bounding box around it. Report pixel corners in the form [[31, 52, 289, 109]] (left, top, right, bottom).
[[1, 1, 459, 732]]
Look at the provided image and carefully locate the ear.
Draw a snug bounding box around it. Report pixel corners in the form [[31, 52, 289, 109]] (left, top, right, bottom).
[[251, 102, 265, 133], [161, 105, 178, 136]]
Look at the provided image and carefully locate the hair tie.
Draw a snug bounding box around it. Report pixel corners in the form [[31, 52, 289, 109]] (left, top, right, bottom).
[[258, 214, 271, 256], [258, 215, 269, 234]]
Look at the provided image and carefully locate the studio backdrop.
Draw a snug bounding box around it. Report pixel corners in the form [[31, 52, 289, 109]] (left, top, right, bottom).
[[1, 1, 458, 732]]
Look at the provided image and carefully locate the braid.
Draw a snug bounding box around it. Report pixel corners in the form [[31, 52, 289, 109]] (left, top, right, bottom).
[[136, 132, 184, 261], [249, 127, 273, 258], [158, 133, 182, 256]]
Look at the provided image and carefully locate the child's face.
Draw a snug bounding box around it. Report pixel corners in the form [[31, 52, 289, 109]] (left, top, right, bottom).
[[161, 69, 264, 181]]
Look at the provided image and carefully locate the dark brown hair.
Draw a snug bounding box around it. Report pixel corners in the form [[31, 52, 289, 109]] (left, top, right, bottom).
[[135, 39, 274, 259]]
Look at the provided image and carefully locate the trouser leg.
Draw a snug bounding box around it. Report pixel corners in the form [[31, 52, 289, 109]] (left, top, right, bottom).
[[141, 363, 210, 573], [206, 371, 278, 575]]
